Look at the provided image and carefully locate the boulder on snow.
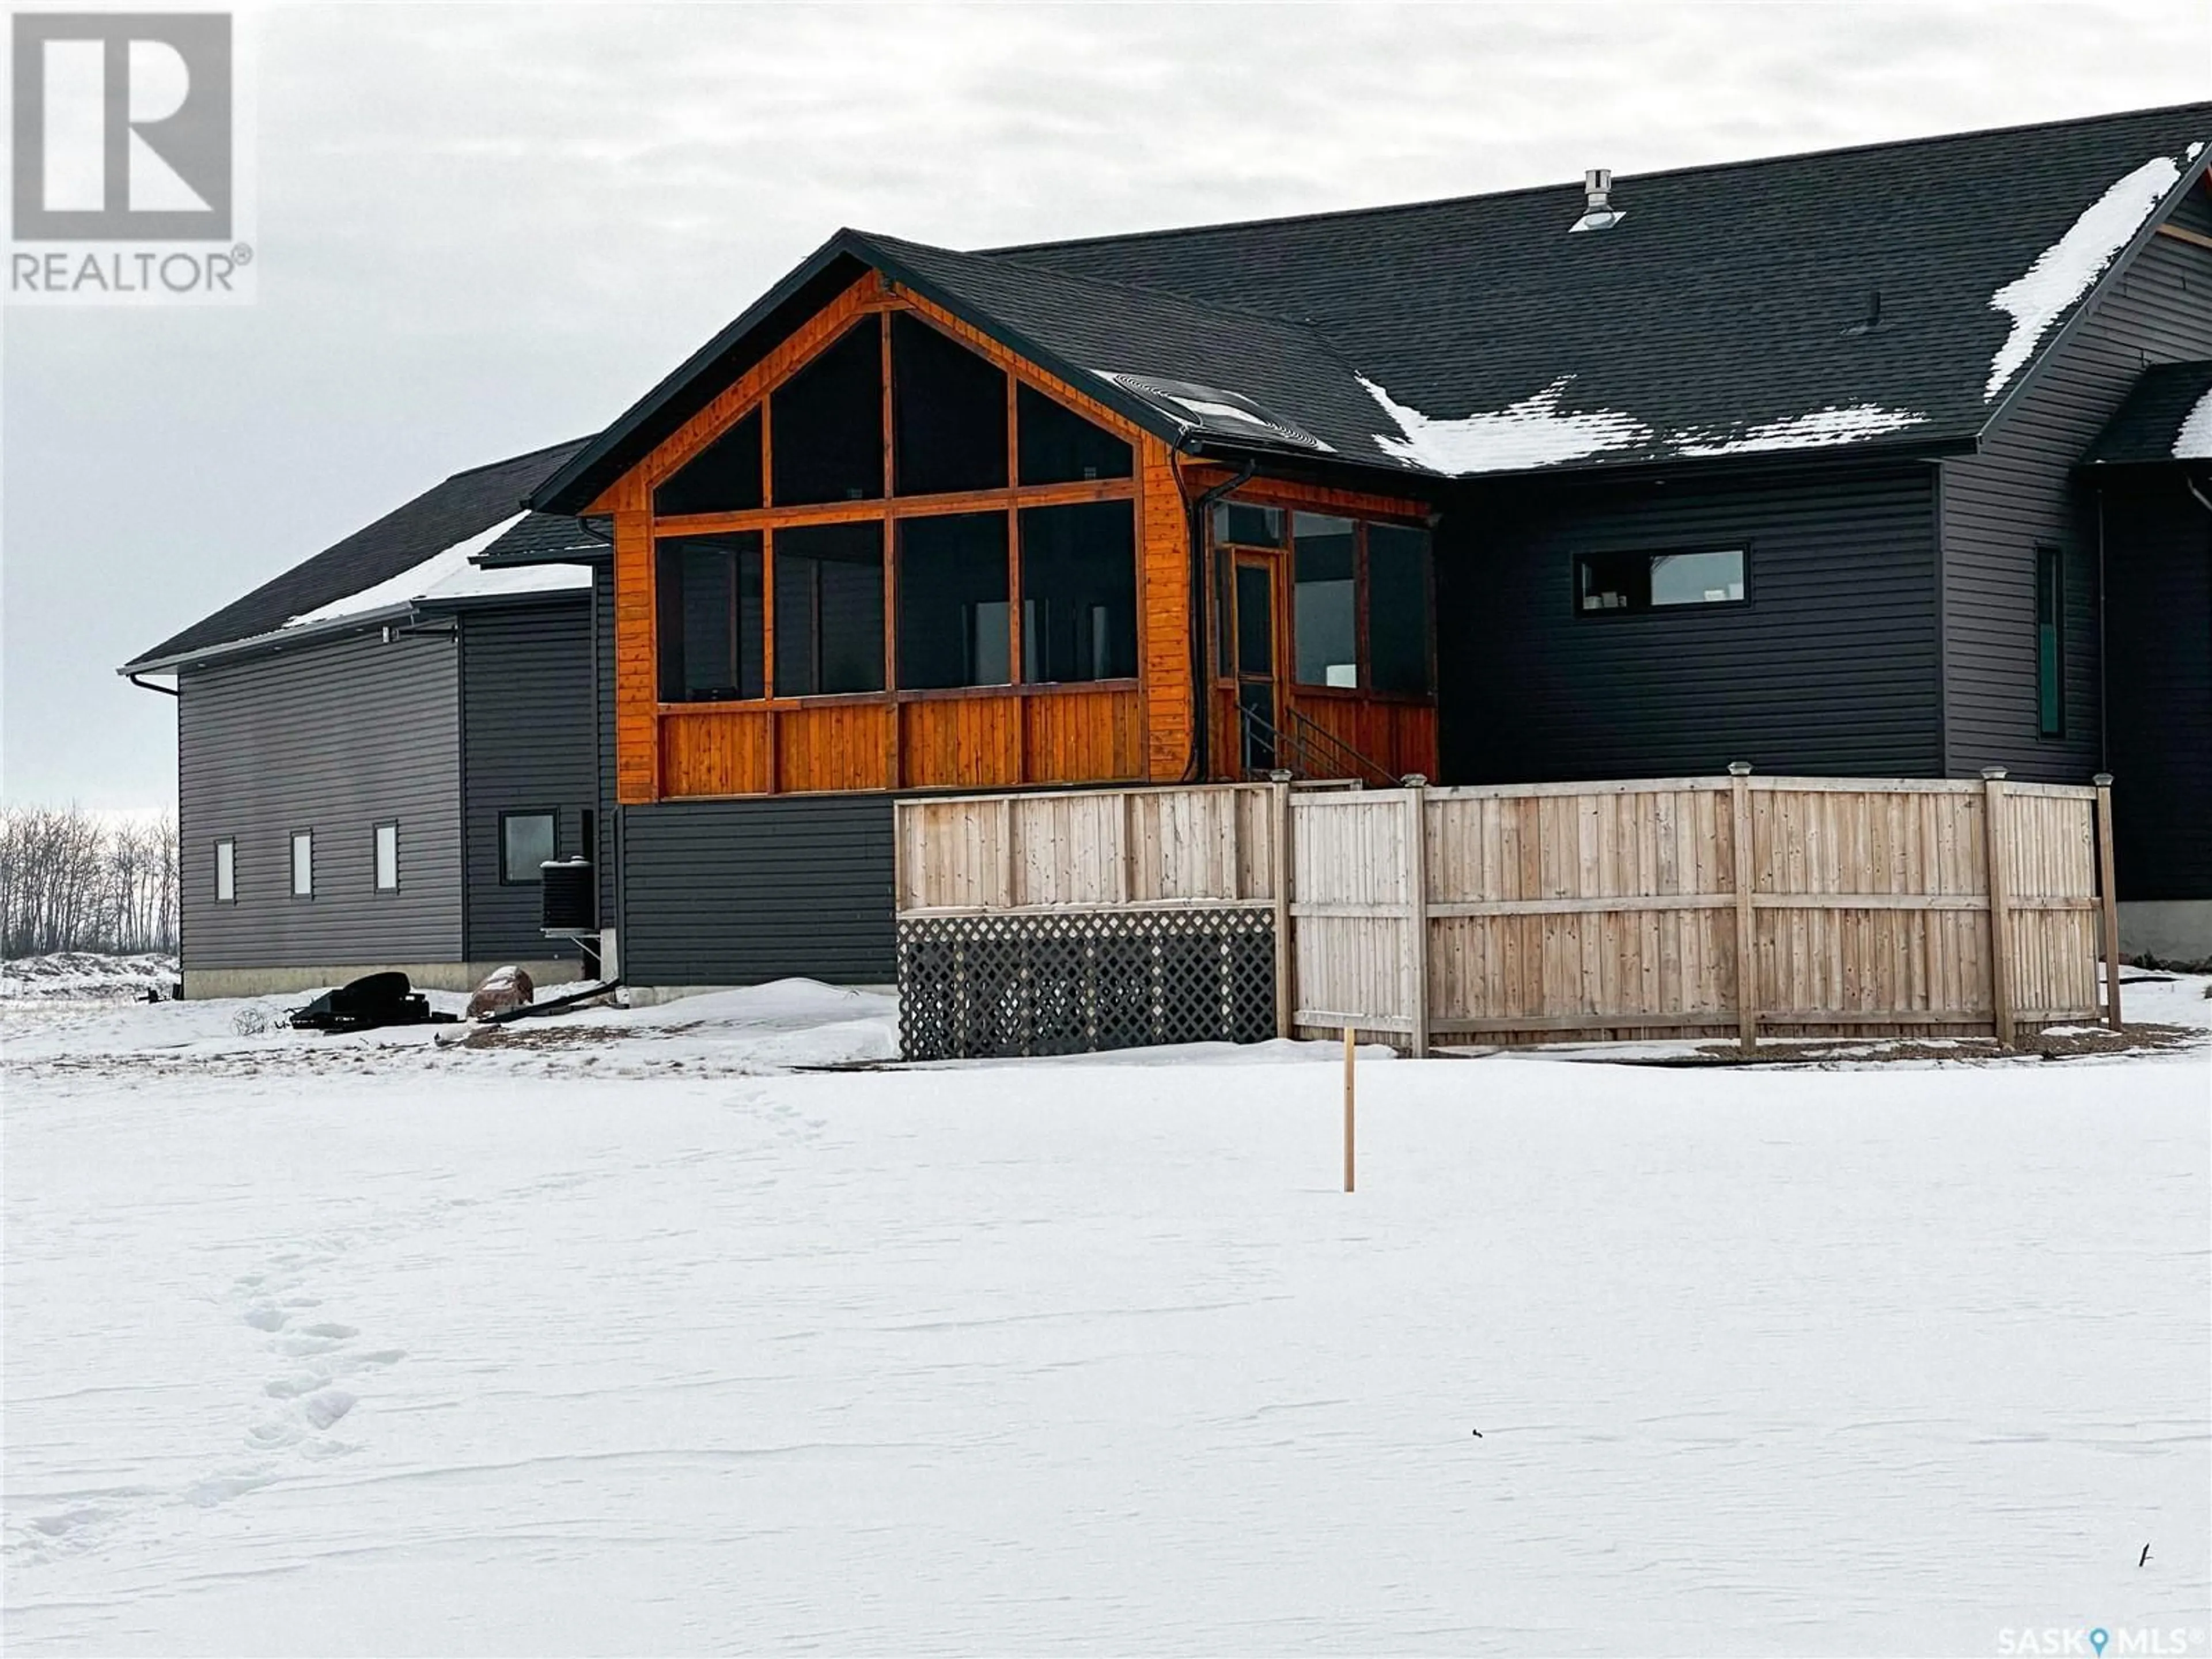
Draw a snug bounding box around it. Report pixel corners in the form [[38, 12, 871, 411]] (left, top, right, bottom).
[[467, 965, 533, 1021]]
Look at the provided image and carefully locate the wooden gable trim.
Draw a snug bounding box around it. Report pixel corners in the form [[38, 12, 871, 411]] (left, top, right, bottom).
[[1180, 463, 1433, 524]]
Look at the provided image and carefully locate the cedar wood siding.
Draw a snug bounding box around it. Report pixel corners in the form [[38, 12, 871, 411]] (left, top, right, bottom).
[[2103, 476, 2211, 901], [179, 630, 462, 969], [1940, 191, 2212, 779], [1437, 462, 1941, 783], [458, 599, 598, 965], [618, 796, 897, 987]]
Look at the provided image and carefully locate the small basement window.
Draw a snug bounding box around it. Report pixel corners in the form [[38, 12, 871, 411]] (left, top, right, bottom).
[[897, 512, 1010, 689], [770, 319, 884, 506], [892, 313, 1006, 497], [1018, 499, 1137, 683], [2036, 544, 2063, 738], [1293, 513, 1358, 687], [652, 409, 763, 517], [214, 837, 235, 903], [1016, 385, 1132, 486], [774, 521, 885, 696], [290, 830, 313, 899], [373, 822, 399, 893], [501, 811, 556, 885], [657, 532, 764, 701], [1577, 548, 1746, 613]]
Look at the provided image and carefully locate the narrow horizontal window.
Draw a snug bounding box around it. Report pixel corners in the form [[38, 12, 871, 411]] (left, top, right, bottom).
[[290, 830, 313, 899], [501, 811, 556, 885], [1016, 384, 1132, 486], [774, 521, 885, 697], [1577, 548, 1746, 613], [892, 313, 1006, 497], [653, 408, 762, 517], [214, 837, 235, 904], [2036, 544, 2063, 738], [1019, 499, 1137, 684], [898, 512, 1009, 690], [1366, 524, 1431, 694], [1293, 513, 1357, 687], [656, 532, 764, 701], [771, 318, 883, 506], [373, 822, 399, 893]]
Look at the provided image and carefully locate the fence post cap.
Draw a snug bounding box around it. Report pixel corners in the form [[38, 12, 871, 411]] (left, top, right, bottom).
[[1267, 768, 1293, 784], [1726, 761, 1753, 777], [1400, 773, 1429, 788], [2092, 772, 2114, 787], [1980, 767, 2009, 781]]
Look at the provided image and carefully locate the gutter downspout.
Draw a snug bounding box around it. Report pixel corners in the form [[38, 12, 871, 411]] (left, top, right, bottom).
[[126, 672, 179, 698], [1176, 444, 1257, 783]]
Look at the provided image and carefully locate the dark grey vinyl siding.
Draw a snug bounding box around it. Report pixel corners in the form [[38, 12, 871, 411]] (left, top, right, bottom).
[[459, 600, 597, 964], [593, 565, 618, 930], [1438, 463, 1941, 783], [2103, 476, 2211, 900], [1940, 218, 2212, 779], [179, 630, 460, 969], [620, 794, 895, 986]]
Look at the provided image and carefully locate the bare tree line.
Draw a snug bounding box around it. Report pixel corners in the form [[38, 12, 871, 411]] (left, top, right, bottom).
[[0, 807, 180, 958]]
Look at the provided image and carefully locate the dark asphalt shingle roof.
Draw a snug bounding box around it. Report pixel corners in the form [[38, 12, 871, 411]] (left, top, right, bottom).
[[126, 438, 591, 670], [2085, 359, 2212, 464], [538, 102, 2212, 513]]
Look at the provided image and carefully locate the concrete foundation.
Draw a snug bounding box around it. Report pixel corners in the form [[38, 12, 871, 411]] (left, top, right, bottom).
[[2117, 902, 2212, 968], [182, 960, 582, 999]]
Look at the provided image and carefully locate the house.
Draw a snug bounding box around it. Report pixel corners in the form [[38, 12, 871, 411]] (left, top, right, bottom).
[[120, 441, 607, 997], [521, 102, 2210, 991]]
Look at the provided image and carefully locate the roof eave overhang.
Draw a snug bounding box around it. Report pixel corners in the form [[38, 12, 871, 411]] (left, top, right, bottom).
[[118, 602, 423, 677], [1978, 140, 2212, 445]]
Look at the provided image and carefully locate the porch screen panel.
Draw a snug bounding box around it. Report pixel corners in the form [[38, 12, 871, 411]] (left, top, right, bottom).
[[897, 512, 1010, 689], [775, 521, 886, 697], [1293, 513, 1357, 687], [892, 314, 1006, 497], [770, 319, 884, 506], [1016, 385, 1132, 486], [657, 532, 764, 701], [1018, 499, 1137, 683], [1366, 524, 1431, 693]]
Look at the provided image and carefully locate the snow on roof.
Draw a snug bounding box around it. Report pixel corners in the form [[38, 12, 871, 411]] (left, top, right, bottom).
[[1359, 374, 1651, 475], [284, 513, 584, 628], [2174, 385, 2212, 459], [1673, 403, 1930, 458], [1983, 153, 2184, 400]]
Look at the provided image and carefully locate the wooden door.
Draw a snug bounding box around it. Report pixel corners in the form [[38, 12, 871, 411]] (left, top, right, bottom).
[[1231, 555, 1282, 774]]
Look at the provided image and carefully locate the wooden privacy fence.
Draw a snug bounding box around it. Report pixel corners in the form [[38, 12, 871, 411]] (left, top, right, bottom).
[[892, 770, 2123, 1058]]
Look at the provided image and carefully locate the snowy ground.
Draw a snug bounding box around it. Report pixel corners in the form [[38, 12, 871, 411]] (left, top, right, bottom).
[[5, 977, 2209, 1656]]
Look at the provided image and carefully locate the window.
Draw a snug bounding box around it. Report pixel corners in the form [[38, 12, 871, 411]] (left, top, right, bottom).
[[1293, 513, 1357, 687], [1017, 384, 1132, 485], [290, 831, 313, 898], [653, 410, 762, 517], [501, 811, 557, 885], [770, 319, 882, 505], [657, 532, 764, 700], [214, 838, 235, 903], [897, 513, 1009, 688], [1578, 548, 1746, 613], [373, 822, 399, 893], [1366, 524, 1431, 694], [1211, 501, 1283, 548], [892, 313, 1006, 496], [2036, 544, 2063, 738], [775, 521, 885, 696], [1018, 500, 1137, 683]]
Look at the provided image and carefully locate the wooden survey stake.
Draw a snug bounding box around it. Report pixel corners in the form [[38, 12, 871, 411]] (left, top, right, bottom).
[[1343, 1024, 1355, 1194]]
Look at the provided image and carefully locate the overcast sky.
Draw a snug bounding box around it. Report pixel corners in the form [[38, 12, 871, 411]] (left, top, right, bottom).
[[3, 1, 2207, 808]]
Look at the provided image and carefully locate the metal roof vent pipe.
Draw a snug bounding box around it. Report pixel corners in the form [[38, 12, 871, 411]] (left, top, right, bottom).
[[1570, 168, 1625, 233]]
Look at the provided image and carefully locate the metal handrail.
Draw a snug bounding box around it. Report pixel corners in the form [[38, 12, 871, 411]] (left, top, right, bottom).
[[1236, 700, 1399, 787]]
